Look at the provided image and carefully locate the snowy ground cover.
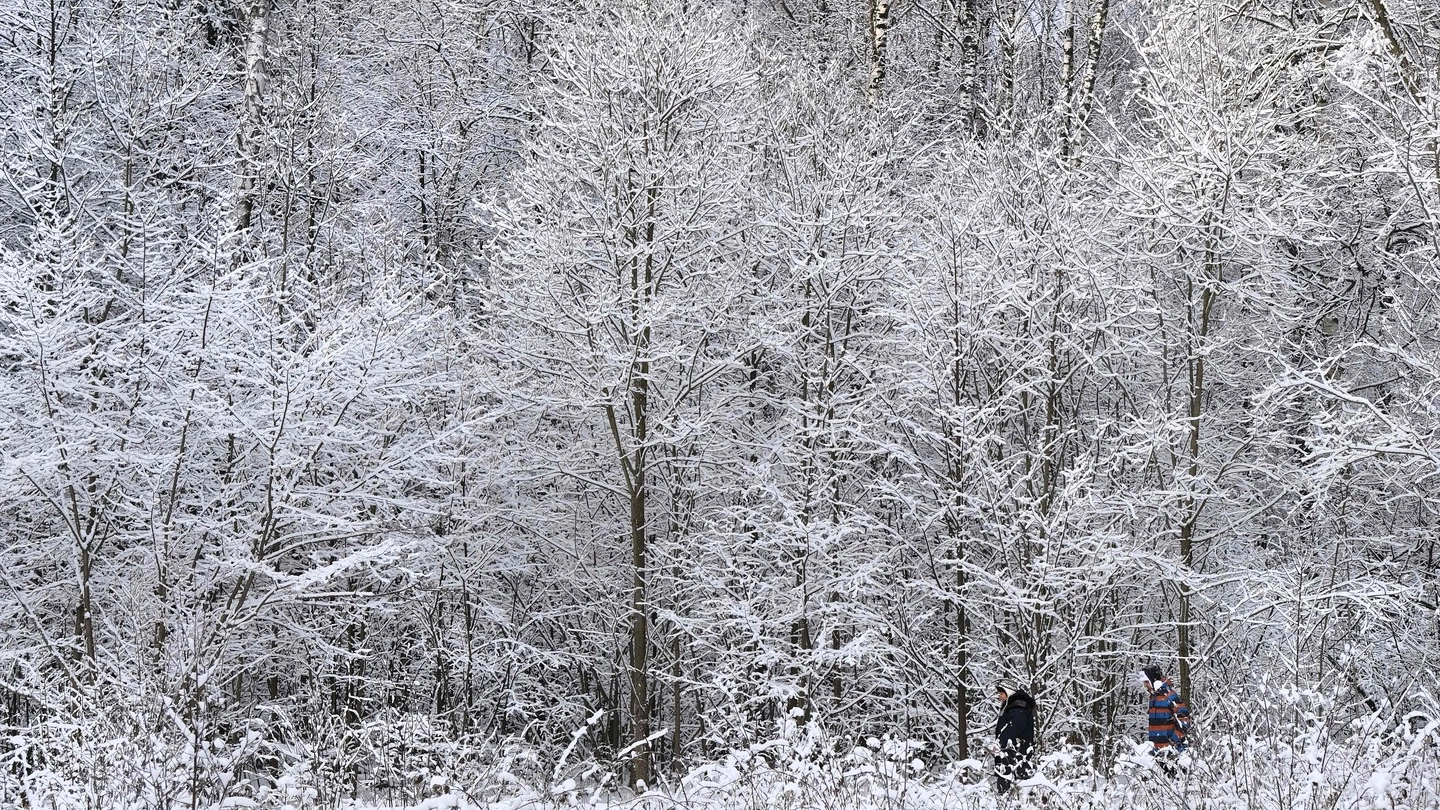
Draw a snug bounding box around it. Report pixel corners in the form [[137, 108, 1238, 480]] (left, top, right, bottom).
[[11, 705, 1439, 810], [213, 732, 1440, 810]]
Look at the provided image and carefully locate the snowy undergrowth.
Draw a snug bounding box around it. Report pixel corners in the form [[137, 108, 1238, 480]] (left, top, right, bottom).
[[339, 722, 1440, 810], [9, 693, 1440, 810]]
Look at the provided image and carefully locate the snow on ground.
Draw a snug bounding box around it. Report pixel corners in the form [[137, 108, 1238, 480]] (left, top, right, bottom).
[[11, 715, 1439, 809], [216, 734, 1438, 810]]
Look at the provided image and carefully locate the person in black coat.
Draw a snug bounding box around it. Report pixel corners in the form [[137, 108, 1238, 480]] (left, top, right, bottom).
[[993, 682, 1037, 793]]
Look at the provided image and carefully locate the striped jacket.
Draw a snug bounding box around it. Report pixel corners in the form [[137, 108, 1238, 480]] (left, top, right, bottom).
[[1147, 678, 1191, 750]]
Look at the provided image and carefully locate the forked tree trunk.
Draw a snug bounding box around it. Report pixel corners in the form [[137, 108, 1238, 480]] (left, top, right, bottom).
[[609, 179, 660, 789], [1177, 223, 1222, 703]]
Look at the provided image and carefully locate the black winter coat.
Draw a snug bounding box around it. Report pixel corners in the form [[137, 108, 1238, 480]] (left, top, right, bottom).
[[995, 691, 1036, 750]]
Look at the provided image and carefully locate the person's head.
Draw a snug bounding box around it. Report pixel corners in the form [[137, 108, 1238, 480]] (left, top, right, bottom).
[[1140, 666, 1165, 692], [995, 681, 1017, 703]]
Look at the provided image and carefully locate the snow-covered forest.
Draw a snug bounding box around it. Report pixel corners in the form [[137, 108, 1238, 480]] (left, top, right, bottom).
[[1, 0, 1438, 806]]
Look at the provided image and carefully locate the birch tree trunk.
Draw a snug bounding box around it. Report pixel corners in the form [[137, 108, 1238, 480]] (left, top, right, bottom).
[[868, 0, 892, 106], [230, 0, 273, 263], [1063, 0, 1110, 159], [956, 0, 981, 137]]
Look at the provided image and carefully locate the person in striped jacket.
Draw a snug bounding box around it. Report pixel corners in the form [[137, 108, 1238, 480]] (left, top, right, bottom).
[[1141, 665, 1192, 769]]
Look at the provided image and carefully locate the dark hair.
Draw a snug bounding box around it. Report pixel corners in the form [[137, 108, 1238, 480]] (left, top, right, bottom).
[[1142, 666, 1164, 682]]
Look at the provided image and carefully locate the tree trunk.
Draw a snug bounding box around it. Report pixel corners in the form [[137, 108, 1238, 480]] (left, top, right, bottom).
[[622, 181, 660, 789], [1063, 0, 1110, 159], [1177, 226, 1221, 703], [867, 0, 893, 106], [231, 0, 273, 261], [956, 0, 981, 138], [628, 469, 650, 787]]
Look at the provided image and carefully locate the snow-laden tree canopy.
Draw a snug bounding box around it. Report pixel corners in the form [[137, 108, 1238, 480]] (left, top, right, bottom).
[[0, 0, 1436, 805]]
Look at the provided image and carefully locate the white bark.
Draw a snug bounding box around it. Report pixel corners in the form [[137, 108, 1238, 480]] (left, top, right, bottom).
[[230, 0, 274, 258], [868, 0, 892, 106]]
